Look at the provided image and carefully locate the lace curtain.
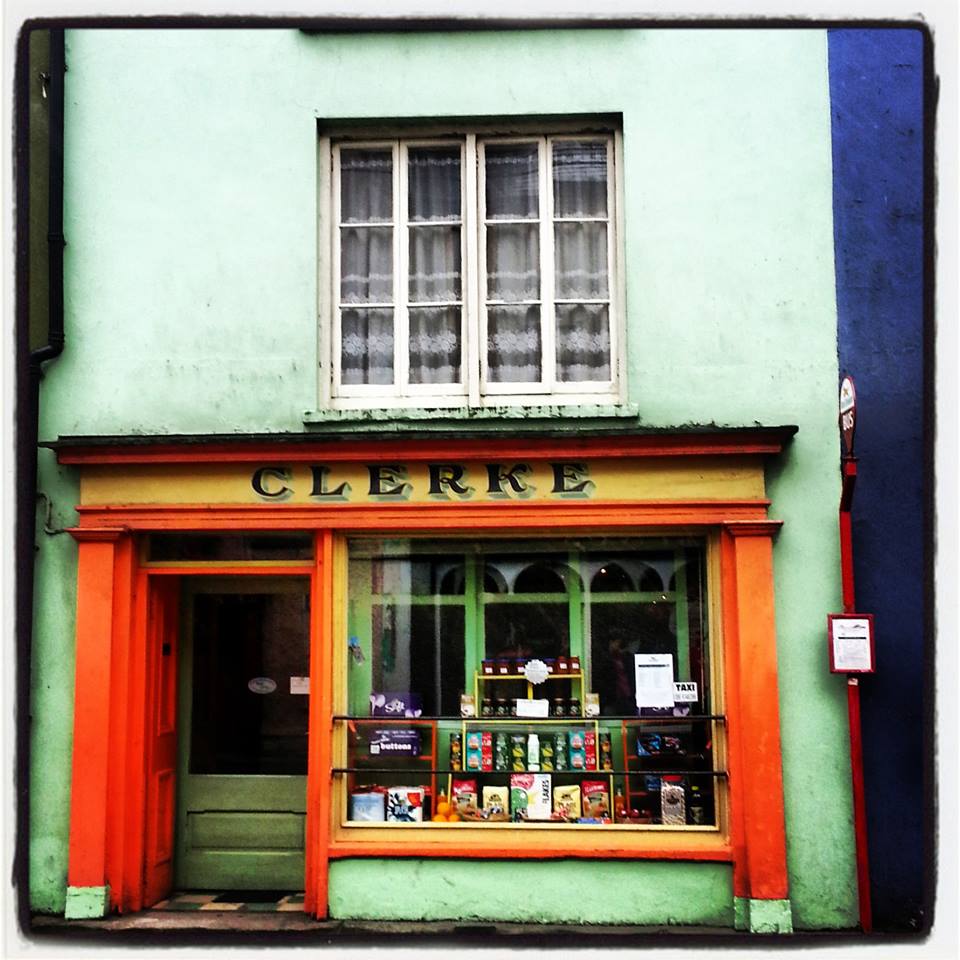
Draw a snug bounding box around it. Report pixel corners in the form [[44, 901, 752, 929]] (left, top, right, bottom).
[[338, 138, 610, 390]]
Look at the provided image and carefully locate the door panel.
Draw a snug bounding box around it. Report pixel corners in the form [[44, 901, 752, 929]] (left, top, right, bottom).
[[143, 577, 179, 906], [175, 578, 309, 891]]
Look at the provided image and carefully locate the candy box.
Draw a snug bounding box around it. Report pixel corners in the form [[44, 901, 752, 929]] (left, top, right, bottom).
[[370, 692, 423, 717], [581, 780, 610, 819], [386, 786, 425, 822], [481, 785, 510, 822], [584, 730, 597, 770], [509, 773, 552, 821], [553, 783, 582, 820], [369, 728, 421, 758]]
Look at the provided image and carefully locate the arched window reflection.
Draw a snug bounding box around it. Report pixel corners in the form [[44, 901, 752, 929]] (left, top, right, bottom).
[[590, 562, 634, 592]]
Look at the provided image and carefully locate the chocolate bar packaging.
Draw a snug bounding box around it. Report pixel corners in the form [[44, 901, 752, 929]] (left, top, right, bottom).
[[369, 692, 423, 717], [553, 783, 582, 820], [581, 780, 610, 819], [510, 773, 552, 821], [369, 728, 421, 758]]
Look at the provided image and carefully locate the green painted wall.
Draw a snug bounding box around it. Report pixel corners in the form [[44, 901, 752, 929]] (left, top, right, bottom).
[[31, 27, 853, 928], [329, 859, 733, 925]]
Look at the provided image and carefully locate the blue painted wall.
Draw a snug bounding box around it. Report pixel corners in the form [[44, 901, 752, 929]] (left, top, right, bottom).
[[828, 28, 928, 932]]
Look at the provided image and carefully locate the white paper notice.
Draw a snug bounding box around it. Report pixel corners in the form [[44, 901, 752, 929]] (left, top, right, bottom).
[[634, 654, 675, 709], [290, 676, 310, 695], [830, 618, 873, 672], [516, 698, 550, 718]]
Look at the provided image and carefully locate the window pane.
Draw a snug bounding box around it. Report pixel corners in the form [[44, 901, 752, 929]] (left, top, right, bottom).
[[341, 227, 393, 303], [554, 222, 609, 299], [190, 587, 310, 775], [486, 223, 539, 301], [147, 534, 313, 561], [553, 140, 608, 218], [408, 306, 462, 384], [408, 225, 461, 302], [340, 148, 393, 223], [408, 146, 461, 221], [484, 602, 570, 661], [555, 304, 611, 382], [341, 307, 394, 385], [485, 143, 539, 219], [487, 305, 541, 383]]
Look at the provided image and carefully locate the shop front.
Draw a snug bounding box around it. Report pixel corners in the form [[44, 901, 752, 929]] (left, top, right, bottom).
[[58, 427, 796, 928]]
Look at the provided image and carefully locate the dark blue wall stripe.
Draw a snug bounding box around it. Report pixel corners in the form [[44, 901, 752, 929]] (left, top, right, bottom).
[[828, 27, 928, 932]]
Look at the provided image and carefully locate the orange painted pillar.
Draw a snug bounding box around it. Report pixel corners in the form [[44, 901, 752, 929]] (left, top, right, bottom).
[[723, 522, 791, 910], [305, 530, 335, 918], [66, 529, 126, 909]]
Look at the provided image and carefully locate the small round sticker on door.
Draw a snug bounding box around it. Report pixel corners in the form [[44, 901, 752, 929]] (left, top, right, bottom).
[[248, 677, 277, 694]]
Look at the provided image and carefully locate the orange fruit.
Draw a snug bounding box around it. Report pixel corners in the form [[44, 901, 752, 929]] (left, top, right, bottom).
[[431, 813, 447, 822], [446, 812, 461, 822], [436, 801, 452, 816]]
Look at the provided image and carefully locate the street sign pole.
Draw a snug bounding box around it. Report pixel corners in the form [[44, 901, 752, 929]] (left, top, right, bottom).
[[837, 375, 872, 934]]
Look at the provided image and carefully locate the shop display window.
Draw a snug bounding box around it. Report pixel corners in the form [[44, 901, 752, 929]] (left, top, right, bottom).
[[338, 538, 722, 828]]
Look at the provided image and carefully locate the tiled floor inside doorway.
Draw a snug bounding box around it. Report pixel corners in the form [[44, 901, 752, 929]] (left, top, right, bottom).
[[151, 891, 305, 913]]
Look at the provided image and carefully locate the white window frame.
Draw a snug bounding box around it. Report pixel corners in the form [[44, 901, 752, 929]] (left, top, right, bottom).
[[320, 125, 625, 411]]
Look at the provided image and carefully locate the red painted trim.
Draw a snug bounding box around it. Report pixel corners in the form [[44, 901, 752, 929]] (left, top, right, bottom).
[[847, 678, 873, 932], [73, 500, 771, 532], [327, 841, 734, 861], [55, 431, 794, 465]]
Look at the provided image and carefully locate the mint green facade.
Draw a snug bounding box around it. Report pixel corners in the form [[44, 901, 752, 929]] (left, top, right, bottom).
[[30, 27, 854, 929]]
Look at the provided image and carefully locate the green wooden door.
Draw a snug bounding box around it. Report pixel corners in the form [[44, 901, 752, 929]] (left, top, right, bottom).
[[175, 577, 309, 891]]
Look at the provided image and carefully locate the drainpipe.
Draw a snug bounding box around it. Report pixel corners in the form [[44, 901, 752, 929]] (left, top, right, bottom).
[[15, 26, 65, 926]]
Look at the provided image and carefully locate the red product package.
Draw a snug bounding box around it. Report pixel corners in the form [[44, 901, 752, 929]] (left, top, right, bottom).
[[582, 780, 611, 819]]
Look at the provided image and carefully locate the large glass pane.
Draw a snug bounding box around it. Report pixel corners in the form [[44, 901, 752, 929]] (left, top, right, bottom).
[[555, 303, 611, 382], [486, 305, 541, 383], [484, 143, 539, 219], [408, 306, 461, 384], [340, 148, 393, 223], [340, 227, 393, 304], [554, 222, 609, 299], [408, 225, 461, 302], [340, 307, 394, 385], [486, 224, 539, 301], [190, 585, 310, 775], [408, 146, 461, 221], [553, 140, 608, 218]]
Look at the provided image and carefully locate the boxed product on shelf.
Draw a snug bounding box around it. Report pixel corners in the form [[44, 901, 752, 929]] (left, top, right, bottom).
[[385, 786, 425, 822], [349, 791, 386, 821], [581, 780, 610, 819], [554, 783, 582, 820], [481, 785, 510, 821], [451, 777, 479, 818], [370, 692, 423, 717], [509, 773, 552, 821], [568, 730, 587, 770], [584, 730, 597, 769], [661, 777, 686, 825], [368, 728, 421, 757], [465, 730, 493, 771]]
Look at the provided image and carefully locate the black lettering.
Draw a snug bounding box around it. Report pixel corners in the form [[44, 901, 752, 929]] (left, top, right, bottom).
[[551, 462, 591, 494], [428, 463, 469, 496], [310, 465, 349, 498], [251, 466, 292, 499], [486, 462, 531, 494], [367, 464, 407, 497]]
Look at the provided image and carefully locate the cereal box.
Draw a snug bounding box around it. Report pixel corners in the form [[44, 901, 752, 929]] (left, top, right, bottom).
[[509, 773, 552, 821]]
